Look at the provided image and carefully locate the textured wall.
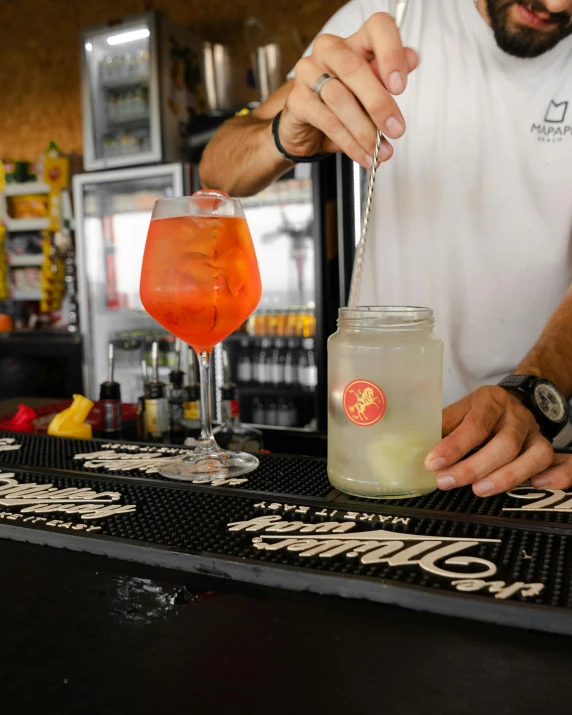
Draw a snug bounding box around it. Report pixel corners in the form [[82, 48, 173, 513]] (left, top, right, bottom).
[[0, 0, 346, 162]]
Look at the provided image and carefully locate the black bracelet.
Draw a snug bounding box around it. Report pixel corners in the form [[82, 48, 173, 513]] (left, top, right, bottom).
[[272, 111, 332, 164]]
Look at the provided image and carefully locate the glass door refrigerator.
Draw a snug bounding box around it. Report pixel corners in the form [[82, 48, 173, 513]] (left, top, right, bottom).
[[80, 11, 203, 171], [73, 163, 189, 402], [219, 158, 339, 439]]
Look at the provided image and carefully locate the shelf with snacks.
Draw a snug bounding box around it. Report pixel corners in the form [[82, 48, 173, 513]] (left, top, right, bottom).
[[5, 217, 51, 232], [3, 182, 51, 197], [0, 147, 72, 321], [1, 179, 52, 234], [6, 253, 44, 267], [10, 289, 43, 301]]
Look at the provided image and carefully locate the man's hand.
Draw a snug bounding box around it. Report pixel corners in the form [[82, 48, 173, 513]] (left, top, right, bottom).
[[280, 12, 419, 168], [531, 453, 572, 490], [424, 386, 554, 497]]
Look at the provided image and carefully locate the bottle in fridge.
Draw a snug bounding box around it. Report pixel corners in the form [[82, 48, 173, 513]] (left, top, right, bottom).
[[299, 338, 318, 392], [271, 339, 286, 386], [237, 338, 253, 383]]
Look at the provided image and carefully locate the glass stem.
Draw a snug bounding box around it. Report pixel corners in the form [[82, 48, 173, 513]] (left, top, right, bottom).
[[198, 350, 217, 452]]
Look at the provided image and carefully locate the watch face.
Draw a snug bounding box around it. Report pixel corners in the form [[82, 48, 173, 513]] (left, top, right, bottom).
[[533, 382, 568, 423]]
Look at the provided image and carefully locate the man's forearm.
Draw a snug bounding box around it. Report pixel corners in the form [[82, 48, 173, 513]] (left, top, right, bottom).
[[199, 115, 293, 197], [516, 284, 572, 397]]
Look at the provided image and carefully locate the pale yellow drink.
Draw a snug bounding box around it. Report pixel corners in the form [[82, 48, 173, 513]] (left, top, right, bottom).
[[328, 307, 443, 499]]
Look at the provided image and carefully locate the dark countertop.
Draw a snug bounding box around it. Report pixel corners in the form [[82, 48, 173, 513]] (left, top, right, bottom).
[[1, 538, 571, 715], [0, 331, 82, 358]]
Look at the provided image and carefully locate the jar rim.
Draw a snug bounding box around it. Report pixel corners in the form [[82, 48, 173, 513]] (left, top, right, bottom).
[[340, 305, 434, 323]]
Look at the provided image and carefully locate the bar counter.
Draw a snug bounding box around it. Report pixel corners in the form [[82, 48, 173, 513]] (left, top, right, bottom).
[[1, 404, 572, 713], [2, 538, 572, 715]]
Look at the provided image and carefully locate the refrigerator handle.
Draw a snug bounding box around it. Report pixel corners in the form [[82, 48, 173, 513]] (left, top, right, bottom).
[[336, 154, 360, 308], [182, 162, 192, 195]]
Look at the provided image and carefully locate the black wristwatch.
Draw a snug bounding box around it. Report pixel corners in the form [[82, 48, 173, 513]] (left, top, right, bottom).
[[498, 374, 569, 440]]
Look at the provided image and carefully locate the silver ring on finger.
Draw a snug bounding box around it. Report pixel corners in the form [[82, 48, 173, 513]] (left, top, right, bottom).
[[313, 72, 336, 101]]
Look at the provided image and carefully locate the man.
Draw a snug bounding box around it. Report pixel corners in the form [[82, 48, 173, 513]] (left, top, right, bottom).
[[200, 0, 572, 495]]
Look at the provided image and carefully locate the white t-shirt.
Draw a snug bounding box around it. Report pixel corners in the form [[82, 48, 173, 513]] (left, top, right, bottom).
[[297, 0, 572, 406]]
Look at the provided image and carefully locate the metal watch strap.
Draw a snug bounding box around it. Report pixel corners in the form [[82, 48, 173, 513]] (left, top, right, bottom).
[[271, 111, 332, 164]]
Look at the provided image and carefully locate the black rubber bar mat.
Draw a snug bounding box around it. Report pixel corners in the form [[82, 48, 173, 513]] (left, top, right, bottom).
[[1, 432, 572, 635], [1, 432, 570, 527], [0, 433, 334, 499]]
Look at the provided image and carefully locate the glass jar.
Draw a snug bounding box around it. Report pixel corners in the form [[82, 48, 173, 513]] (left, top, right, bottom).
[[328, 307, 443, 499]]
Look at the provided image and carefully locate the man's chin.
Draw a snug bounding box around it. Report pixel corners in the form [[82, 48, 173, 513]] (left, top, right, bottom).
[[495, 36, 554, 57], [487, 0, 572, 58], [493, 25, 570, 57]]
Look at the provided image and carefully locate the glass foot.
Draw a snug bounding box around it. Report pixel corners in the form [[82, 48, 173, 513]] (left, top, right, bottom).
[[159, 449, 259, 481]]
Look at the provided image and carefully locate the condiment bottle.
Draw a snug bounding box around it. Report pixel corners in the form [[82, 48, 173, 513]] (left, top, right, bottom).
[[99, 343, 122, 438], [144, 341, 169, 443]]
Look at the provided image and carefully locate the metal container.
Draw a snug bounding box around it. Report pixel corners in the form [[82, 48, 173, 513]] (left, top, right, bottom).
[[256, 43, 281, 102], [202, 42, 233, 112]]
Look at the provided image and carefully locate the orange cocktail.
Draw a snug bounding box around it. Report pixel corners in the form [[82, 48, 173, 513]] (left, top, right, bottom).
[[139, 191, 262, 481], [140, 214, 261, 353]]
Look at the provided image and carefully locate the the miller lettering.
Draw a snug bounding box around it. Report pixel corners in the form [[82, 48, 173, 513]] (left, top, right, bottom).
[[503, 487, 572, 512], [228, 514, 544, 600], [0, 473, 136, 519]]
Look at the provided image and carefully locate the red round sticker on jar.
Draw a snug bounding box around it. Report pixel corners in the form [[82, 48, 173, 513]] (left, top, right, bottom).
[[343, 380, 386, 427]]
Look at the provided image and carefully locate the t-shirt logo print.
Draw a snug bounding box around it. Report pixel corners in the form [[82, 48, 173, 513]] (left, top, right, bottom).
[[545, 100, 568, 124], [530, 100, 571, 143], [343, 380, 386, 426]]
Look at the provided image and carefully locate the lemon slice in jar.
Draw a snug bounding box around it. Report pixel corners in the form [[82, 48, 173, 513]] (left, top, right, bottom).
[[365, 434, 429, 490]]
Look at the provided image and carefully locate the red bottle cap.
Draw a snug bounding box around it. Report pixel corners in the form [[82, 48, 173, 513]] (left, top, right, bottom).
[[0, 403, 37, 432]]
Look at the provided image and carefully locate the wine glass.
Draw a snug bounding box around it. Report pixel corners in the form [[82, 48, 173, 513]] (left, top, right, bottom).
[[140, 190, 262, 480]]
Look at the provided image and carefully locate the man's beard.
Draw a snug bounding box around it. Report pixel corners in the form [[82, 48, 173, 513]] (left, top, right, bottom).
[[486, 0, 572, 57]]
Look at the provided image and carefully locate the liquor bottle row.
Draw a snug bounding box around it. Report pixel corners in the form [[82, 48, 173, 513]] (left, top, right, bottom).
[[251, 397, 301, 428], [102, 129, 150, 158], [101, 338, 309, 442], [137, 342, 264, 451], [100, 51, 150, 83], [244, 307, 316, 338], [136, 341, 201, 444], [236, 338, 318, 390], [106, 87, 149, 123]]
